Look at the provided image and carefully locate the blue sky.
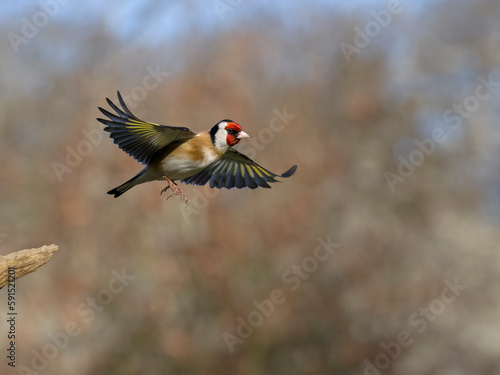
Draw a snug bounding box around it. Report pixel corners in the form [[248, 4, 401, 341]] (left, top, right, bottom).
[[1, 0, 428, 48]]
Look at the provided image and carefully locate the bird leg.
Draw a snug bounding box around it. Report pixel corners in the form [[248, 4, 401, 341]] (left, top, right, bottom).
[[160, 176, 190, 205]]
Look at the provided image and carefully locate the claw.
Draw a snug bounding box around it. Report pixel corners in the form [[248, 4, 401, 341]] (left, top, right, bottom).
[[161, 176, 190, 206]]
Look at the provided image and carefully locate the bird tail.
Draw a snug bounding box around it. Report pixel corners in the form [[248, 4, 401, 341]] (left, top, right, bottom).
[[107, 169, 149, 198]]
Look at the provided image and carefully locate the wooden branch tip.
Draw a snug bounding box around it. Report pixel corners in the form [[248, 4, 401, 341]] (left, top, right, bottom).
[[0, 244, 59, 289]]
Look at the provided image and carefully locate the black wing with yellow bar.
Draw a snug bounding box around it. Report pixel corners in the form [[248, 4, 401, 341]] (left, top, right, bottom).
[[181, 149, 297, 189], [97, 91, 195, 165]]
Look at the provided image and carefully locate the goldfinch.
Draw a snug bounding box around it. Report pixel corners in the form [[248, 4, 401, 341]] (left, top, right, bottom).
[[97, 92, 297, 203]]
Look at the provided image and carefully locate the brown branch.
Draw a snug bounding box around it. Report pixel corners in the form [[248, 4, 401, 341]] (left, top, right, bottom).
[[0, 244, 59, 289]]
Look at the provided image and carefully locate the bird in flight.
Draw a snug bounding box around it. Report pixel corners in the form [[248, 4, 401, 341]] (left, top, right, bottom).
[[97, 92, 297, 204]]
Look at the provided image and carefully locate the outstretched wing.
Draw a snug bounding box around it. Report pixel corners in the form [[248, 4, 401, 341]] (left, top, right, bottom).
[[181, 149, 297, 189], [97, 91, 196, 165]]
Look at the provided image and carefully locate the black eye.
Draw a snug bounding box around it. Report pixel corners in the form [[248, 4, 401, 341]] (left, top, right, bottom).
[[227, 128, 235, 135]]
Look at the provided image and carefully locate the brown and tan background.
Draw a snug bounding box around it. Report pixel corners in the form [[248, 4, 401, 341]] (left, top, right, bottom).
[[1, 1, 500, 374]]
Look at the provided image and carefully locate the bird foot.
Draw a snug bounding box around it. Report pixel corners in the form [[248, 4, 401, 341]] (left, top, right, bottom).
[[161, 177, 190, 206]]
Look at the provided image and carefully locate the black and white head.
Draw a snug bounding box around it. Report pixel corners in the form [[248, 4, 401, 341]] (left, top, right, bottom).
[[209, 119, 250, 151]]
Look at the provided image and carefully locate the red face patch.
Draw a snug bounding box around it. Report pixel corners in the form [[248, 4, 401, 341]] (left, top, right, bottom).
[[225, 122, 243, 133], [225, 122, 243, 146]]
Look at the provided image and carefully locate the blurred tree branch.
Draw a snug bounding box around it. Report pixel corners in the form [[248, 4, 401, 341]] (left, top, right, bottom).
[[0, 245, 58, 289]]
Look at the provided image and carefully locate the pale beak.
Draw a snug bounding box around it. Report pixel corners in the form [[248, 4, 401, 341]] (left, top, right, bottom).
[[237, 131, 251, 139]]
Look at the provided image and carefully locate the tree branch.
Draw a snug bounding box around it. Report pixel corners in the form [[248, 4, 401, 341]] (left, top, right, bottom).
[[0, 244, 59, 289]]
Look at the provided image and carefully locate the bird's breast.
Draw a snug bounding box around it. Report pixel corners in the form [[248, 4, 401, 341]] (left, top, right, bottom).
[[157, 137, 222, 180]]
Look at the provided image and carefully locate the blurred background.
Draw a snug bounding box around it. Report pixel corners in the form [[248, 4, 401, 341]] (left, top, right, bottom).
[[1, 0, 500, 374]]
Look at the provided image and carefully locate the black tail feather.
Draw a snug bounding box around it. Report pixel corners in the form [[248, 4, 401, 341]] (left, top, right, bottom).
[[280, 165, 297, 178], [107, 170, 145, 198], [107, 187, 126, 198]]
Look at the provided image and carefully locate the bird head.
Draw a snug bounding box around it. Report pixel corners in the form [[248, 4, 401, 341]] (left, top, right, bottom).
[[210, 120, 250, 150]]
